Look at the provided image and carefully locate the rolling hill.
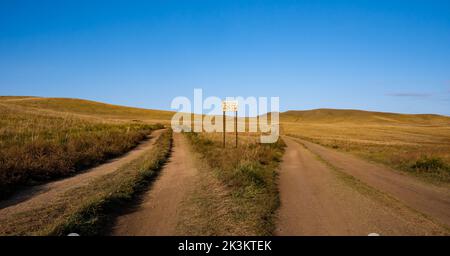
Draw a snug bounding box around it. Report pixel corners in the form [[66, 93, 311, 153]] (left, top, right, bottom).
[[0, 96, 174, 123], [0, 96, 168, 198], [280, 108, 450, 125], [3, 96, 449, 126]]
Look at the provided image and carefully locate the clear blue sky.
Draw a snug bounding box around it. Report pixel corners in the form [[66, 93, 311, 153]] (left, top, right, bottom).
[[1, 0, 449, 115]]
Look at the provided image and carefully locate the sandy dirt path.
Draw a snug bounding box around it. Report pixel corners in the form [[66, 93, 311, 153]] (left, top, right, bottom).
[[295, 137, 450, 228], [0, 129, 165, 218], [111, 133, 198, 236], [276, 136, 448, 235]]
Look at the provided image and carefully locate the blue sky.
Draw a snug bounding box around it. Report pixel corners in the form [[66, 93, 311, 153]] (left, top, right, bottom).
[[0, 0, 449, 115]]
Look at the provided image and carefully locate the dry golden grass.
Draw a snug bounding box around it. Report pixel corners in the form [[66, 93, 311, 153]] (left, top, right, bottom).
[[281, 108, 450, 125], [0, 96, 174, 123], [184, 131, 285, 235], [0, 129, 172, 236], [0, 97, 169, 198], [281, 109, 450, 184]]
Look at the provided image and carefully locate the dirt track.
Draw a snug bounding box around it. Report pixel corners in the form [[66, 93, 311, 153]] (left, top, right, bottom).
[[0, 129, 165, 219], [3, 129, 449, 236], [276, 136, 448, 235], [297, 137, 450, 228], [111, 133, 198, 235]]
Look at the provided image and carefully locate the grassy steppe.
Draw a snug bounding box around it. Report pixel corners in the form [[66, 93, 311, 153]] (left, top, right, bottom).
[[184, 132, 285, 235], [0, 96, 174, 122], [0, 129, 172, 235], [0, 96, 169, 198], [281, 109, 450, 185]]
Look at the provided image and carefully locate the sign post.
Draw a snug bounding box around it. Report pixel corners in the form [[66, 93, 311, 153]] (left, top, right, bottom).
[[235, 111, 238, 148], [223, 109, 226, 148], [222, 100, 238, 148]]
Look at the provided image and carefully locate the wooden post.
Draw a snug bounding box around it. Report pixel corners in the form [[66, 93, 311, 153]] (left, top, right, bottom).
[[235, 111, 238, 148], [223, 111, 226, 148]]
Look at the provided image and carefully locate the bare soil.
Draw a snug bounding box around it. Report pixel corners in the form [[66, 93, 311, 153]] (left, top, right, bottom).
[[111, 133, 198, 235], [0, 129, 165, 219], [296, 137, 450, 228], [276, 136, 448, 235]]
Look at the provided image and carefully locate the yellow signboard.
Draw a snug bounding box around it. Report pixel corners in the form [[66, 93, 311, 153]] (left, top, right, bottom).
[[222, 100, 238, 112]]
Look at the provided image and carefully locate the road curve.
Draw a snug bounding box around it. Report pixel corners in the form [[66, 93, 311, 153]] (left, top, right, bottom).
[[0, 129, 166, 219], [276, 136, 447, 235], [296, 137, 450, 228]]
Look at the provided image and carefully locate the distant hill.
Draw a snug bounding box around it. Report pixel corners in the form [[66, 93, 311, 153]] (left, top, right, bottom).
[[2, 97, 449, 126], [0, 96, 174, 123], [280, 108, 450, 125]]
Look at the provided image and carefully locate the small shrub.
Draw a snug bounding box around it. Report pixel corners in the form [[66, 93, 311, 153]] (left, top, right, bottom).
[[411, 157, 448, 172]]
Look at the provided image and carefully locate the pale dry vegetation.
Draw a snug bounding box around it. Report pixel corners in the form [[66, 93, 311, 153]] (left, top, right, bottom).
[[0, 96, 174, 122], [282, 117, 450, 184], [0, 129, 172, 235], [185, 132, 285, 235], [0, 97, 166, 198]]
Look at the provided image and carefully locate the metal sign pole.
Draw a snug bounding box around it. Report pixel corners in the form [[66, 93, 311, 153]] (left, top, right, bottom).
[[222, 100, 238, 149], [235, 111, 238, 148], [223, 110, 226, 148]]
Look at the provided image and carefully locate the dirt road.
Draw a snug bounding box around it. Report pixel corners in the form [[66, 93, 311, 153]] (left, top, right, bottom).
[[297, 137, 450, 228], [276, 136, 448, 235], [0, 129, 165, 218], [111, 133, 198, 235]]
